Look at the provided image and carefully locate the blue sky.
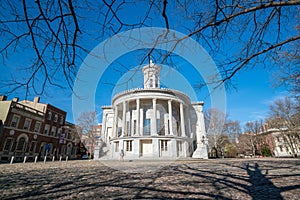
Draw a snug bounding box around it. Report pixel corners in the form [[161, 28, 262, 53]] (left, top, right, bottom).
[[0, 1, 292, 129], [0, 49, 287, 127], [98, 57, 287, 127]]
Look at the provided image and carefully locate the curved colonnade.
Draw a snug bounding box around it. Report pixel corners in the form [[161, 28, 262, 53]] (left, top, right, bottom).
[[101, 88, 196, 159]]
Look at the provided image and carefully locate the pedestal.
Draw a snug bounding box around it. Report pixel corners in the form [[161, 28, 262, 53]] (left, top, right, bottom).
[[192, 141, 208, 159]]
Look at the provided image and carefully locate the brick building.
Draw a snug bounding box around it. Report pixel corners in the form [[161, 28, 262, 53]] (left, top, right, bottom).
[[0, 96, 81, 162]]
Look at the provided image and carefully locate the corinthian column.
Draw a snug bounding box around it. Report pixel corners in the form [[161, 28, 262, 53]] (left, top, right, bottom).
[[168, 100, 173, 135], [152, 98, 157, 136], [121, 101, 126, 137], [180, 103, 186, 137], [136, 98, 140, 136], [113, 105, 118, 138]]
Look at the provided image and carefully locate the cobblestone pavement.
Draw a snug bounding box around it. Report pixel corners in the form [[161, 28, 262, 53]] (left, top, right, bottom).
[[0, 158, 299, 199]]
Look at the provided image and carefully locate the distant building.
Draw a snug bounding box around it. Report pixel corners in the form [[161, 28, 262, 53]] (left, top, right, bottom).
[[261, 128, 300, 157], [81, 124, 102, 157], [0, 96, 80, 162], [64, 121, 84, 158], [240, 125, 300, 158], [95, 61, 208, 160]]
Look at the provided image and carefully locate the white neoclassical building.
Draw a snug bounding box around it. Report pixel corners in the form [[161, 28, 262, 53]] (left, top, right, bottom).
[[94, 61, 208, 160]]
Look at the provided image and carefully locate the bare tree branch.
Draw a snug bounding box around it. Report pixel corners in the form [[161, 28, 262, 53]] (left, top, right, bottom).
[[0, 0, 299, 96], [162, 0, 169, 30]]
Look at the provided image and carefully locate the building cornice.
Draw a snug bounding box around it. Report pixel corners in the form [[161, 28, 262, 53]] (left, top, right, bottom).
[[112, 88, 191, 105]]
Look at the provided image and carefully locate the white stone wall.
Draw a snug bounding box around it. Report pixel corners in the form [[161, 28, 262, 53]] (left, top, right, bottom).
[[96, 89, 208, 160]]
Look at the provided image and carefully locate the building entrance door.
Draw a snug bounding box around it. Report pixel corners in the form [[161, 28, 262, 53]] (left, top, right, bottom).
[[140, 140, 152, 157]]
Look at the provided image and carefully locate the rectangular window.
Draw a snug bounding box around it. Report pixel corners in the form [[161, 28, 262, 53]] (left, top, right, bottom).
[[118, 127, 122, 137], [107, 127, 112, 139], [11, 115, 20, 128], [125, 140, 133, 152], [144, 119, 151, 135], [3, 138, 13, 151], [23, 118, 31, 130], [34, 121, 41, 132], [277, 136, 280, 142], [126, 121, 130, 136], [51, 126, 57, 136], [157, 119, 160, 134], [133, 120, 137, 135], [44, 124, 50, 135], [177, 141, 182, 153], [115, 142, 119, 152], [161, 140, 168, 151]]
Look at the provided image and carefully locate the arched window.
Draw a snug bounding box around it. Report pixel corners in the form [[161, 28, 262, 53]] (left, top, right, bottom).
[[60, 116, 64, 125], [47, 111, 52, 120], [149, 79, 153, 87], [16, 137, 26, 151], [3, 138, 13, 151], [54, 114, 58, 122]]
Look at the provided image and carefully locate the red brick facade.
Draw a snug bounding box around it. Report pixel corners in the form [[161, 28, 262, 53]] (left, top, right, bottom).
[[0, 96, 82, 162]]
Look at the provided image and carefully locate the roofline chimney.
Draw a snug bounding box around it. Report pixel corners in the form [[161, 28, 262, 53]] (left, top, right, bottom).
[[34, 96, 40, 104], [12, 97, 19, 102], [0, 95, 7, 101]]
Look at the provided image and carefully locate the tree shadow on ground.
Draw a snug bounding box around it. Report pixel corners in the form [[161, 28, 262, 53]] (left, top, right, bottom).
[[0, 160, 300, 199], [246, 163, 283, 200]]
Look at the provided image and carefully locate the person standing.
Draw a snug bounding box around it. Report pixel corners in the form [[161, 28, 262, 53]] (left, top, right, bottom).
[[119, 149, 124, 161]]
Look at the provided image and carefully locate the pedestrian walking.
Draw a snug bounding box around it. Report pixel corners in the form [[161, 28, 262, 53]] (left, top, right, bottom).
[[119, 149, 124, 161]]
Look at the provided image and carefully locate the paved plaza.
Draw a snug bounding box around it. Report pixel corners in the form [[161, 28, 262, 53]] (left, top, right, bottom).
[[0, 158, 299, 199]]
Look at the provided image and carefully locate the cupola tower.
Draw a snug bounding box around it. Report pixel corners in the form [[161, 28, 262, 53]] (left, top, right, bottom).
[[142, 60, 160, 89]]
